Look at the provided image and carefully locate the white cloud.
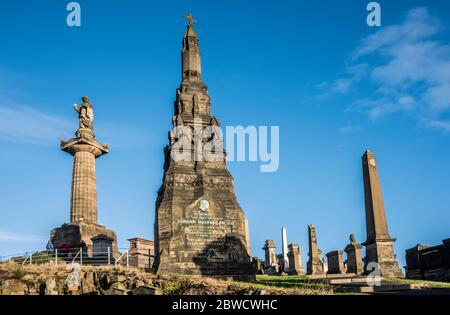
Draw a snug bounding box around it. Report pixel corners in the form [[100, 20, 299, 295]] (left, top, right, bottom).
[[0, 229, 45, 243], [0, 104, 72, 145], [339, 125, 362, 134], [319, 7, 450, 132]]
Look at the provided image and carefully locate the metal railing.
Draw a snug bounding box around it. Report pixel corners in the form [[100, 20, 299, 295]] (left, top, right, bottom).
[[114, 250, 129, 268], [0, 247, 136, 268]]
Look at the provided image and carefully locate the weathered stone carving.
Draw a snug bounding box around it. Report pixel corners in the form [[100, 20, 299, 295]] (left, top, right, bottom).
[[344, 234, 364, 274], [263, 240, 279, 275], [326, 250, 345, 274], [154, 16, 253, 281], [287, 243, 305, 275], [307, 225, 324, 275]]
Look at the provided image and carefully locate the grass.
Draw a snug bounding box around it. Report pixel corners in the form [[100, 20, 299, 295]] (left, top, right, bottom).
[[388, 277, 450, 289], [236, 275, 334, 294], [253, 275, 326, 289]]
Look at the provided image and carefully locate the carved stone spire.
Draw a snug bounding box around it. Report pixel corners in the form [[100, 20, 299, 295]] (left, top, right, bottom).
[[182, 14, 202, 82], [154, 16, 253, 281]]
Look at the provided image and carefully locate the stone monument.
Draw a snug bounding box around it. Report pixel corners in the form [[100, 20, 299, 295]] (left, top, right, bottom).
[[362, 150, 402, 276], [50, 96, 118, 256], [287, 243, 305, 275], [262, 240, 279, 275], [281, 226, 289, 272], [344, 234, 363, 274], [154, 15, 254, 280], [307, 225, 324, 275], [326, 250, 345, 274]]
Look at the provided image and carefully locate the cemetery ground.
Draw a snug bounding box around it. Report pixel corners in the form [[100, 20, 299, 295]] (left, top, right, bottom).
[[1, 263, 449, 295]]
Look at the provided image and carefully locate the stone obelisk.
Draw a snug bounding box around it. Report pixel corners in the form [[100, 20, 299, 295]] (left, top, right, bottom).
[[50, 96, 118, 256], [154, 15, 254, 280], [362, 150, 401, 276], [281, 226, 289, 272]]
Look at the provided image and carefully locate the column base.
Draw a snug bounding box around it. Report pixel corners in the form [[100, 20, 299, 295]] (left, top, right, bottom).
[[50, 223, 119, 258], [363, 238, 402, 276]]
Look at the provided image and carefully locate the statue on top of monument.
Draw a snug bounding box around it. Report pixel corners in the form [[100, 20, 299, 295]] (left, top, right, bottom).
[[73, 96, 94, 130], [350, 233, 356, 245], [184, 13, 196, 26]]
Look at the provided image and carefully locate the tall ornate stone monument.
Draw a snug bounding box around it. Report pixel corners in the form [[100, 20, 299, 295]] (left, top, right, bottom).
[[154, 15, 254, 280], [50, 96, 118, 256], [307, 225, 324, 275], [362, 150, 401, 276]]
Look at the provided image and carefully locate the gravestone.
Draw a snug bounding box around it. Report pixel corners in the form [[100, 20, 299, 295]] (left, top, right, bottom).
[[307, 225, 324, 275], [91, 234, 113, 257], [263, 240, 279, 275], [326, 250, 345, 274], [344, 234, 364, 274], [287, 243, 305, 275]]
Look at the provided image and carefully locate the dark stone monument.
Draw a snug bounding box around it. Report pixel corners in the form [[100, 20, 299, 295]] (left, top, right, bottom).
[[154, 15, 253, 281], [362, 150, 402, 276], [91, 234, 113, 258], [263, 240, 279, 275], [307, 225, 324, 275], [326, 251, 345, 274], [405, 239, 450, 282], [344, 234, 364, 274], [287, 243, 305, 275]]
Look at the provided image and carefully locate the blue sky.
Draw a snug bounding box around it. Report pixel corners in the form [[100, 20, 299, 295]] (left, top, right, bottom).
[[0, 0, 449, 268]]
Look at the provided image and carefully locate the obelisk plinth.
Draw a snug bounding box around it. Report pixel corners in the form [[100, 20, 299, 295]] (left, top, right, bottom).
[[50, 97, 118, 256], [362, 150, 402, 276]]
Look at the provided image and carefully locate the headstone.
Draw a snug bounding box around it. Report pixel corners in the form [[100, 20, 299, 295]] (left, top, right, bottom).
[[326, 250, 345, 274], [154, 16, 254, 281], [91, 234, 113, 257], [307, 225, 324, 275], [252, 257, 264, 274], [344, 234, 364, 274], [362, 150, 402, 276], [263, 240, 279, 275], [287, 243, 305, 275]]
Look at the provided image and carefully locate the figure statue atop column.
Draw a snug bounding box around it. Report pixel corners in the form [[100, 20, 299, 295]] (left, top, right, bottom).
[[73, 96, 95, 139], [51, 95, 118, 257]]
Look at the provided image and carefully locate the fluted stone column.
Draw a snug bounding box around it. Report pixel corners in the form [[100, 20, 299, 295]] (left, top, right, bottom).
[[61, 137, 108, 225], [67, 142, 107, 224]]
